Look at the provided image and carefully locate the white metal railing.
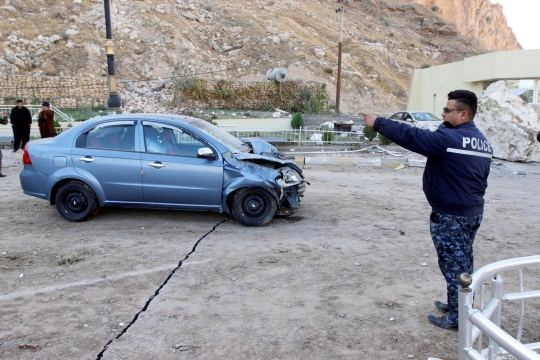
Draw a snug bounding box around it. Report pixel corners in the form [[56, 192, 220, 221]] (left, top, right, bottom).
[[458, 256, 540, 360], [1, 126, 367, 148], [0, 104, 74, 123], [223, 128, 366, 147]]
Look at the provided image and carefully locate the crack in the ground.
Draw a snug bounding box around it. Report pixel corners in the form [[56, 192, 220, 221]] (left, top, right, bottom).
[[96, 218, 228, 359]]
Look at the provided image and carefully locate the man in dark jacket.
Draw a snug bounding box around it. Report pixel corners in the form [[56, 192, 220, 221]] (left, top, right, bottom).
[[10, 99, 32, 152], [360, 90, 492, 330], [38, 101, 56, 138]]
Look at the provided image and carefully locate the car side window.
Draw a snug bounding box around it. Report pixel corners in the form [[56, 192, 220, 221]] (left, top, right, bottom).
[[143, 125, 205, 157], [76, 124, 135, 151]]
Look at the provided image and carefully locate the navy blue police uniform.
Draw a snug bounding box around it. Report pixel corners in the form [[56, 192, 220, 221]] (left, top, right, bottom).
[[373, 117, 493, 327]]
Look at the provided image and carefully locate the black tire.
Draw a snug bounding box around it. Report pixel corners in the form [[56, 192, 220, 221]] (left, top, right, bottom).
[[55, 182, 99, 222], [231, 188, 277, 226]]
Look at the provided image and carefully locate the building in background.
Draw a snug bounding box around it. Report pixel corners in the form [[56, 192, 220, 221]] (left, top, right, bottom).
[[408, 49, 540, 114]]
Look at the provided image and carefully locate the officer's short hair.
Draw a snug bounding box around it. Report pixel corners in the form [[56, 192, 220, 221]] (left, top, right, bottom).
[[16, 99, 23, 104], [448, 90, 477, 119]]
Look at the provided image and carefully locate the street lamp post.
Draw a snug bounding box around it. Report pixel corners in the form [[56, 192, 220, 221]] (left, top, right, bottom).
[[103, 0, 121, 115], [335, 0, 346, 115]]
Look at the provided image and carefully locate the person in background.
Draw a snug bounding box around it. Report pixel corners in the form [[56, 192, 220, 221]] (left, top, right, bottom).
[[0, 111, 8, 177], [360, 90, 492, 330], [10, 99, 32, 152], [38, 101, 56, 138]]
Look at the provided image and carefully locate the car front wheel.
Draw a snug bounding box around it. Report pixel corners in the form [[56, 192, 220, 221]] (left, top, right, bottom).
[[55, 182, 99, 222], [231, 188, 277, 226]]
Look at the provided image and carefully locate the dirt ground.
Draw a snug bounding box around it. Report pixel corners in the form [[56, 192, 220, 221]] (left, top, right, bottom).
[[1, 149, 539, 360]]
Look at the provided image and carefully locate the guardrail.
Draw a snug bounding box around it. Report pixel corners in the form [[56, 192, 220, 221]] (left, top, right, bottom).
[[0, 104, 74, 123], [1, 126, 366, 148], [224, 128, 366, 147], [458, 256, 540, 360]]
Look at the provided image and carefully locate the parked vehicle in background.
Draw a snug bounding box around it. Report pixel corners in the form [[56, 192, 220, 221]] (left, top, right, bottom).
[[19, 114, 308, 226], [388, 111, 441, 131]]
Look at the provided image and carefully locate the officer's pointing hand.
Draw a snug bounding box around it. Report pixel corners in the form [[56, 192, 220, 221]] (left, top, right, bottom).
[[358, 112, 377, 128]]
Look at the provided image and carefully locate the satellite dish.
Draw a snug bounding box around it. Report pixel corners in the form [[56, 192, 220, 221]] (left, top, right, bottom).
[[266, 68, 290, 83]]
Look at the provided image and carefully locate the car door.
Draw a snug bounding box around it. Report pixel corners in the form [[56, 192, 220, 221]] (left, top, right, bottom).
[[70, 120, 143, 203], [140, 121, 223, 209], [389, 112, 404, 123]]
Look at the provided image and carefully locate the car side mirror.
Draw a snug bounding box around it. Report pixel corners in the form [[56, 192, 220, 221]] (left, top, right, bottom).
[[197, 147, 216, 160]]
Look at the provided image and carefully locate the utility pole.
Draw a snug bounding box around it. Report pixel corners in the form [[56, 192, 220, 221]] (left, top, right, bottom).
[[103, 0, 121, 115], [335, 0, 346, 115]]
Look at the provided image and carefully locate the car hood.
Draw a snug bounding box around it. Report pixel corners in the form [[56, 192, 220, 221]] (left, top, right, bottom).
[[416, 121, 441, 131], [240, 138, 280, 156], [231, 138, 301, 168]]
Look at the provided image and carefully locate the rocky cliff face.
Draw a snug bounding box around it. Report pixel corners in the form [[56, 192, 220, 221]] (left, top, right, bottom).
[[397, 0, 521, 51], [0, 0, 520, 114]]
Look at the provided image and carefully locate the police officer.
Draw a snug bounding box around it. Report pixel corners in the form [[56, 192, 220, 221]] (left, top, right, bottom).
[[360, 90, 492, 330]]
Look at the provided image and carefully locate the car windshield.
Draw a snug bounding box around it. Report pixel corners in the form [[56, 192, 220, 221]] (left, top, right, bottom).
[[411, 112, 441, 121], [189, 118, 250, 153]]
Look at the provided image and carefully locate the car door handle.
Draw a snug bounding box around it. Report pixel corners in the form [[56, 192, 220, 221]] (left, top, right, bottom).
[[79, 157, 95, 163], [148, 162, 165, 168]]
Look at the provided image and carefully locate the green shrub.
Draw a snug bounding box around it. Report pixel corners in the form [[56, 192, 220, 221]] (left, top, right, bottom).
[[322, 131, 334, 142], [378, 133, 393, 145], [363, 126, 377, 142], [420, 63, 432, 69], [431, 5, 439, 11], [53, 119, 61, 128], [259, 103, 274, 111], [291, 113, 304, 129]]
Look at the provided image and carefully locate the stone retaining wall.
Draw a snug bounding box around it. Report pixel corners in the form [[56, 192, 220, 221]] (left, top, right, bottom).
[[0, 75, 108, 108]]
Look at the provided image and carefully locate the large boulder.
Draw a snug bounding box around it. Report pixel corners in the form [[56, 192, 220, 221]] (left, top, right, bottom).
[[0, 57, 19, 75], [475, 81, 540, 162]]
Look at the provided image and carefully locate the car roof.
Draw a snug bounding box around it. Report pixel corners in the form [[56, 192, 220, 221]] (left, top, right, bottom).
[[88, 113, 202, 124]]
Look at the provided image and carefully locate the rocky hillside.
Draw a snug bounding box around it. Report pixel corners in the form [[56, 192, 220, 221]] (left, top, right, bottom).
[[0, 0, 520, 114], [398, 0, 521, 51]]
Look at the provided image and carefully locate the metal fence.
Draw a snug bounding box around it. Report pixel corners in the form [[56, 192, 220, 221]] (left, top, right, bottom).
[[223, 128, 366, 147], [0, 104, 74, 123], [458, 255, 540, 360], [1, 126, 366, 148]]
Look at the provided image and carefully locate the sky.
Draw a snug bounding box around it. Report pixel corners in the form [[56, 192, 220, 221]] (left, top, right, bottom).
[[490, 0, 540, 49]]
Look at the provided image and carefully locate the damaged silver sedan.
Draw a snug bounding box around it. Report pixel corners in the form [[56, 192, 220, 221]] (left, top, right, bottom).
[[19, 114, 308, 226]]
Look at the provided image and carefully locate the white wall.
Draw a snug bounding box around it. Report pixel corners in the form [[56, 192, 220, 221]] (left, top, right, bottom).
[[408, 49, 540, 114]]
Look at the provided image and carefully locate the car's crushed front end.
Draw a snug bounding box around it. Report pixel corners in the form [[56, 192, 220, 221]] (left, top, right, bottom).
[[221, 138, 308, 215]]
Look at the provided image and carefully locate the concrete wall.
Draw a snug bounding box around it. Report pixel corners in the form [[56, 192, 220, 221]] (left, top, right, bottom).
[[463, 50, 540, 82], [408, 49, 540, 114]]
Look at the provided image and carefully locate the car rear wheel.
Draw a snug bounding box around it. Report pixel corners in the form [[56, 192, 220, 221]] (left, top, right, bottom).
[[231, 188, 277, 226], [55, 182, 99, 222]]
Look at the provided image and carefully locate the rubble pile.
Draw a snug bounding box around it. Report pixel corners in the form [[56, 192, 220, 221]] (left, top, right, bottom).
[[476, 81, 540, 162]]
